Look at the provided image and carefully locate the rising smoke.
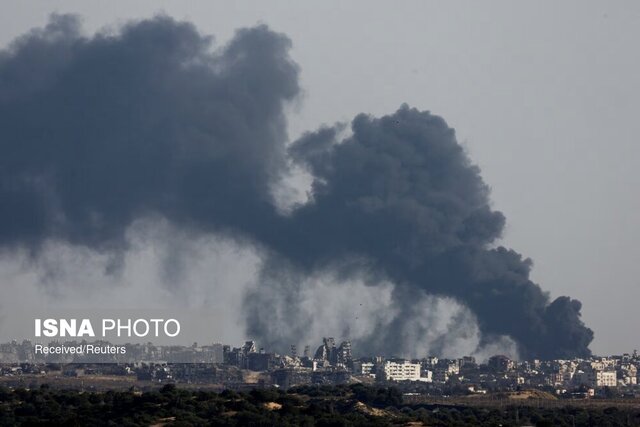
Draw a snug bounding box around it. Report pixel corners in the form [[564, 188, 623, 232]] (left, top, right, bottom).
[[0, 15, 593, 359]]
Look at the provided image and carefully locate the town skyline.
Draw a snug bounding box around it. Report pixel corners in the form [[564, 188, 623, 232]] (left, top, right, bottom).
[[4, 335, 640, 398]]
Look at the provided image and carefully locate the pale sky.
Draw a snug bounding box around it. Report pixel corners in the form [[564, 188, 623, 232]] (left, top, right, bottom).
[[1, 1, 639, 355]]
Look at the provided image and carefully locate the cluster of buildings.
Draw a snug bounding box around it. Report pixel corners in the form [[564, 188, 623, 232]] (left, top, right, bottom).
[[2, 338, 640, 397], [348, 352, 640, 397]]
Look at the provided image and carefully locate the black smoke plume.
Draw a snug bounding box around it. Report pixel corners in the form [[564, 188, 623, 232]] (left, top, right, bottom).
[[0, 15, 593, 359]]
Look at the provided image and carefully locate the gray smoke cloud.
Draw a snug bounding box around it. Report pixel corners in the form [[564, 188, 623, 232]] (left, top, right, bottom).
[[268, 108, 593, 359], [0, 15, 592, 359], [0, 14, 296, 252]]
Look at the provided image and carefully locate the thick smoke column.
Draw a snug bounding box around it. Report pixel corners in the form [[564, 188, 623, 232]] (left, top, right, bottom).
[[279, 110, 593, 359], [0, 15, 593, 359], [0, 15, 296, 250]]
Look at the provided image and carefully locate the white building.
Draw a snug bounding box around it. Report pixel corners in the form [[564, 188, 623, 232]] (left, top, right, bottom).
[[574, 369, 617, 388], [595, 370, 617, 387], [382, 360, 425, 382]]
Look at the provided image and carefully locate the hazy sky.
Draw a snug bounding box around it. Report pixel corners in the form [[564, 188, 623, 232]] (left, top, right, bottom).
[[1, 1, 639, 355]]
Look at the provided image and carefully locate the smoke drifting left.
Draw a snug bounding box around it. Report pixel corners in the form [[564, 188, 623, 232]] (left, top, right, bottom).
[[0, 15, 593, 359]]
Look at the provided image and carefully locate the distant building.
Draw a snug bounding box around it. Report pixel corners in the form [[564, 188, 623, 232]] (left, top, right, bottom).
[[222, 345, 231, 364], [423, 356, 438, 369], [201, 343, 224, 363], [353, 361, 376, 377], [313, 338, 352, 368], [595, 370, 617, 387], [459, 356, 477, 370], [247, 352, 274, 371], [242, 341, 256, 356], [574, 369, 617, 388], [314, 337, 336, 362], [617, 363, 637, 385], [488, 355, 514, 372], [336, 340, 352, 367], [382, 360, 424, 382]]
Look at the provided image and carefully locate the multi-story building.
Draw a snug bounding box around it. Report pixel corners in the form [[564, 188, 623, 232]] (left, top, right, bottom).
[[314, 337, 336, 363], [574, 369, 617, 388], [618, 363, 637, 385], [596, 370, 618, 387], [488, 355, 514, 372], [336, 340, 352, 367], [382, 360, 422, 382], [353, 361, 376, 377]]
